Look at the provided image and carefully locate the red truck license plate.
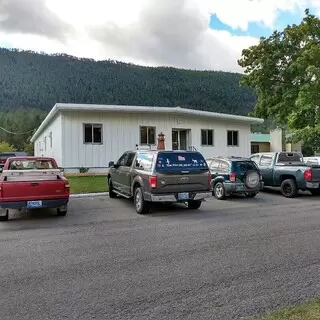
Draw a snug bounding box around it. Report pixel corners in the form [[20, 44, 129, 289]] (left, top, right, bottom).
[[27, 201, 43, 208]]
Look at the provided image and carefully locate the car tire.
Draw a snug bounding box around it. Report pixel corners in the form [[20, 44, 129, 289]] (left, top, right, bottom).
[[244, 170, 260, 189], [187, 200, 202, 209], [280, 179, 298, 198], [245, 192, 258, 198], [134, 187, 150, 214], [0, 209, 9, 221], [108, 178, 117, 198], [57, 208, 67, 216], [214, 182, 226, 200]]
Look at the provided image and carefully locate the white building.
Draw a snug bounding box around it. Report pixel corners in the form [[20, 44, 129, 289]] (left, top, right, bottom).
[[30, 103, 263, 171]]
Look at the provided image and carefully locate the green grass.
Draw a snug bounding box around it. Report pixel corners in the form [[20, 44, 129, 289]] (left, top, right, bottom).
[[67, 175, 109, 194], [258, 299, 320, 320]]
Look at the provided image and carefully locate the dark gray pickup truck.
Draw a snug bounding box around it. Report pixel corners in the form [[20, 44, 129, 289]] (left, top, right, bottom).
[[107, 150, 212, 214], [250, 152, 320, 197]]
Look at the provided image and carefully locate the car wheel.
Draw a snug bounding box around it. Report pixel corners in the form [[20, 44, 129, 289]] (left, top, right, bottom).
[[134, 187, 150, 214], [108, 178, 117, 198], [214, 182, 226, 200], [57, 208, 67, 216], [280, 179, 298, 198], [245, 192, 258, 198], [0, 209, 9, 221], [187, 200, 202, 209]]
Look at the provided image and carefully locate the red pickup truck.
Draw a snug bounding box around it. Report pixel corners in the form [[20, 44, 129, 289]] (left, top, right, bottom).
[[0, 157, 70, 221]]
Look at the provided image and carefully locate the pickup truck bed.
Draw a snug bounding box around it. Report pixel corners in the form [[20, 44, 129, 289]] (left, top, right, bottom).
[[0, 157, 70, 221]]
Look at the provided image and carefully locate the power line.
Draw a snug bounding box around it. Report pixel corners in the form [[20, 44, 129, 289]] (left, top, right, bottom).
[[0, 126, 36, 135]]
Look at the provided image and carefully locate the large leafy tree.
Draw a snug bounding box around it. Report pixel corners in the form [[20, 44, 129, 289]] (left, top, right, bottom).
[[238, 9, 320, 151]]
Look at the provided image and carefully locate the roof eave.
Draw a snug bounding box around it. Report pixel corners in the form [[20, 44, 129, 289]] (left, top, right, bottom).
[[30, 104, 264, 143], [30, 104, 58, 142], [56, 103, 264, 124]]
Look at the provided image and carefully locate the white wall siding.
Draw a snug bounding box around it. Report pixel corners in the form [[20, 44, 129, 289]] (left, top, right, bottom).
[[61, 111, 251, 168], [33, 114, 63, 166]]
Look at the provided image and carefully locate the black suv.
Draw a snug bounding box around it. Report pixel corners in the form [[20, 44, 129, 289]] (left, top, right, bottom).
[[108, 150, 212, 214], [206, 156, 264, 200]]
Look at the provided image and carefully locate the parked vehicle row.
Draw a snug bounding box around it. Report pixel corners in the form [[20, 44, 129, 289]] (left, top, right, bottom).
[[1, 151, 314, 220], [108, 149, 320, 214]]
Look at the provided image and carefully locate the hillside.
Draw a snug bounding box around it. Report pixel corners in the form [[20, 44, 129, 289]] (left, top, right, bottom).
[[0, 48, 256, 115], [0, 48, 261, 151]]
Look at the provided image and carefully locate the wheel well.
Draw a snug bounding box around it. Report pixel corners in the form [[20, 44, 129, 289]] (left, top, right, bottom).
[[132, 182, 141, 192], [280, 175, 296, 183], [107, 174, 111, 182], [213, 179, 224, 187]]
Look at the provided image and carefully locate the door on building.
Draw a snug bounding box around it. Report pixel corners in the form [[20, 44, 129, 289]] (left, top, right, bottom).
[[251, 144, 260, 154], [172, 129, 189, 150]]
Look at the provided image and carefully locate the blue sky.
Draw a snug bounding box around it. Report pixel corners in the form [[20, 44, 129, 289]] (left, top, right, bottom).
[[209, 8, 312, 38]]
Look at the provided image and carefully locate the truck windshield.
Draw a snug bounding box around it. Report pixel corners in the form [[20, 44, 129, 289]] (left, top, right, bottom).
[[155, 152, 208, 172], [8, 160, 55, 170]]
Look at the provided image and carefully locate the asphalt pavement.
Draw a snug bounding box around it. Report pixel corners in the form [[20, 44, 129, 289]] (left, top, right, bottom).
[[0, 189, 319, 320]]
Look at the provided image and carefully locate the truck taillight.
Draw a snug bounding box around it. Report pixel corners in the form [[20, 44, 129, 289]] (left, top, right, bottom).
[[149, 176, 157, 188], [304, 169, 312, 181], [229, 173, 237, 182], [64, 183, 70, 193], [208, 173, 212, 187]]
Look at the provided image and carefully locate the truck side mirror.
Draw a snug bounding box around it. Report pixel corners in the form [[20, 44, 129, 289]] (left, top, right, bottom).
[[108, 161, 115, 167]]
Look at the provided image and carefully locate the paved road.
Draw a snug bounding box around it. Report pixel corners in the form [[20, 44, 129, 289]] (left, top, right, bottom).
[[0, 190, 319, 320]]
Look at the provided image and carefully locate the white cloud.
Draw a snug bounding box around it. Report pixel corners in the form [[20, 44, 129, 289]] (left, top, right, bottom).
[[203, 0, 309, 30], [0, 0, 318, 72]]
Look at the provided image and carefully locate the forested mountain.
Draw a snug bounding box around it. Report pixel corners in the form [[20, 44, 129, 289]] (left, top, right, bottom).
[[0, 47, 258, 151], [0, 48, 256, 114]]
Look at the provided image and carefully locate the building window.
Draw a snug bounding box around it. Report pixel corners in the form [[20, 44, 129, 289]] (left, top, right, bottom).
[[83, 124, 103, 144], [201, 129, 214, 146], [251, 144, 259, 154], [140, 126, 156, 145], [227, 130, 239, 146]]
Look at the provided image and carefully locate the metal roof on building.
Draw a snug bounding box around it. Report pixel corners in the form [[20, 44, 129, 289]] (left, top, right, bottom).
[[31, 103, 264, 142]]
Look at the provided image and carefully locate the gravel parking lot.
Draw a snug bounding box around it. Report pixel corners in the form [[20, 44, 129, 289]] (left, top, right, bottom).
[[0, 189, 319, 320]]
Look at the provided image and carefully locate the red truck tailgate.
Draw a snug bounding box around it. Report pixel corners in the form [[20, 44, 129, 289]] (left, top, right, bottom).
[[0, 169, 69, 202]]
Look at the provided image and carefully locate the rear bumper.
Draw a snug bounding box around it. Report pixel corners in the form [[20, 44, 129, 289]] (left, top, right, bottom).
[[149, 191, 212, 202], [0, 198, 69, 210], [305, 181, 320, 189], [224, 181, 264, 194]]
